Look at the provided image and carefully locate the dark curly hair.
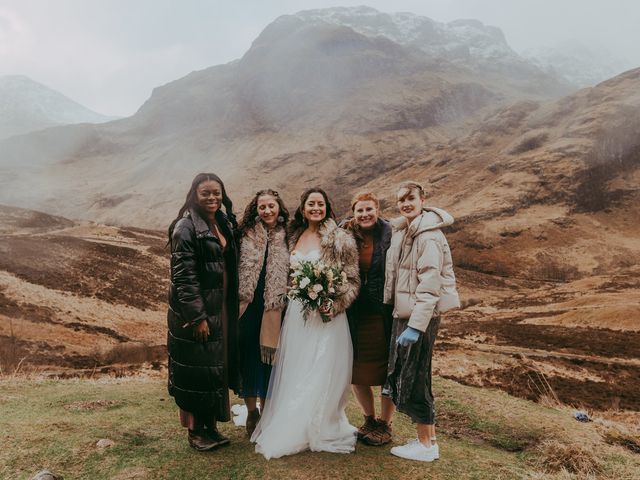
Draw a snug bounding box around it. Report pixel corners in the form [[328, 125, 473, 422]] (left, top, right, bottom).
[[239, 189, 290, 234], [289, 187, 335, 233], [167, 173, 237, 243]]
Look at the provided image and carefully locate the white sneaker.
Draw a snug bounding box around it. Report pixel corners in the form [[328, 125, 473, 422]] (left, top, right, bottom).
[[432, 442, 440, 460], [390, 439, 438, 462]]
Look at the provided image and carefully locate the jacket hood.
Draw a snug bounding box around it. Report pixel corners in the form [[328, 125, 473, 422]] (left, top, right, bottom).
[[390, 207, 454, 237]]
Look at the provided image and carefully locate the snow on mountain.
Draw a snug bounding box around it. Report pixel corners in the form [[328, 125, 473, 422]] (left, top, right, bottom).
[[0, 75, 117, 140], [294, 7, 526, 68]]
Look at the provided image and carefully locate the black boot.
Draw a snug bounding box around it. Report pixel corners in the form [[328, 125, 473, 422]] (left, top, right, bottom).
[[204, 421, 230, 448], [188, 428, 220, 451]]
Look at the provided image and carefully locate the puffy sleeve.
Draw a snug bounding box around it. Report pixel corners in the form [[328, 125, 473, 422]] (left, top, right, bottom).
[[171, 223, 207, 327], [407, 237, 443, 332]]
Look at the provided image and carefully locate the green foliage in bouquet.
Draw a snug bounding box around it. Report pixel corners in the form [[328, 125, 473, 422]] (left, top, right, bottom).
[[287, 259, 347, 322]]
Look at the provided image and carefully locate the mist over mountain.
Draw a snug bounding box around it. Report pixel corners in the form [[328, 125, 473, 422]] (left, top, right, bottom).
[[294, 6, 571, 93], [523, 40, 632, 88], [0, 6, 638, 278], [0, 75, 117, 140]]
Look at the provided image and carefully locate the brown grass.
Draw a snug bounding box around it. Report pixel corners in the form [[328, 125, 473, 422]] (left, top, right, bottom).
[[0, 318, 22, 375], [530, 439, 603, 476], [94, 342, 165, 366], [603, 429, 640, 454]]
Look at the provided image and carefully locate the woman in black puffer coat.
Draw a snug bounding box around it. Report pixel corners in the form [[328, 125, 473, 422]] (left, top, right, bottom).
[[167, 172, 240, 451]]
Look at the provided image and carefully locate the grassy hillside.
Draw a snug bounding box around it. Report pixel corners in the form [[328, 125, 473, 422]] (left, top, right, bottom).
[[1, 376, 638, 479]]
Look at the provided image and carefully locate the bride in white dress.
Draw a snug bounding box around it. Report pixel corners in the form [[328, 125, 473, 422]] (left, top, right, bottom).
[[252, 188, 361, 459]]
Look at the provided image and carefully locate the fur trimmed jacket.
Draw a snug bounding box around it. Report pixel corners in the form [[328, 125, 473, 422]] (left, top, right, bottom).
[[238, 222, 289, 313], [289, 218, 360, 316]]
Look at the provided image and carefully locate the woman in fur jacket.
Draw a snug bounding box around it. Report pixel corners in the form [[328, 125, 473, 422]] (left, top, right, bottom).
[[237, 189, 290, 436], [252, 187, 360, 459]]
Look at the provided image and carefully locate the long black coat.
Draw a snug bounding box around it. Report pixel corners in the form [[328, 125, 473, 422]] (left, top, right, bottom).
[[167, 208, 240, 421], [345, 218, 393, 354]]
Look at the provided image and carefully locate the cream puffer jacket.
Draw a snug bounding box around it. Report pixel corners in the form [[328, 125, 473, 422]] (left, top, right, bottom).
[[383, 207, 460, 332]]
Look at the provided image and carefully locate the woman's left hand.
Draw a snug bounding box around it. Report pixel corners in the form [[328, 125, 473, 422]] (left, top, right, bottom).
[[193, 319, 210, 343]]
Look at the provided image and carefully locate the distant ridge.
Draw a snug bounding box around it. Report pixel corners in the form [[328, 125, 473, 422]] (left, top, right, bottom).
[[0, 75, 118, 140]]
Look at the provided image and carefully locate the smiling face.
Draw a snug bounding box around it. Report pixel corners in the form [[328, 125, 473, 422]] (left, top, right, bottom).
[[257, 194, 280, 227], [353, 200, 378, 230], [303, 192, 327, 224], [196, 179, 223, 216], [397, 186, 424, 222]]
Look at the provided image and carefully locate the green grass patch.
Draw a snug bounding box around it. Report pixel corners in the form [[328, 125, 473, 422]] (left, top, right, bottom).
[[0, 377, 637, 479]]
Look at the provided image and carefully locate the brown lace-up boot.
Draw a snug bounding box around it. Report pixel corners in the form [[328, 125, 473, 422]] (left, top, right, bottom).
[[363, 418, 393, 446], [357, 415, 379, 440]]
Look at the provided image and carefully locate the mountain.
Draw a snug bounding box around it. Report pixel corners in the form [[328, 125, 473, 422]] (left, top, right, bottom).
[[0, 7, 574, 227], [294, 6, 572, 94], [358, 67, 640, 280], [0, 7, 637, 281], [0, 75, 116, 140], [1, 8, 638, 430], [523, 40, 632, 88]]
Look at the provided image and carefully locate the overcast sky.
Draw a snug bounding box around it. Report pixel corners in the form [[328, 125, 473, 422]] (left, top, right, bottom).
[[1, 0, 638, 117]]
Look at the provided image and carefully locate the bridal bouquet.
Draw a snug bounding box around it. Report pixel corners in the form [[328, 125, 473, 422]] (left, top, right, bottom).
[[287, 259, 347, 323]]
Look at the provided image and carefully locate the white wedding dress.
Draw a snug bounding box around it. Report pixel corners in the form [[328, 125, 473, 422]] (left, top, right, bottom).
[[252, 249, 357, 459]]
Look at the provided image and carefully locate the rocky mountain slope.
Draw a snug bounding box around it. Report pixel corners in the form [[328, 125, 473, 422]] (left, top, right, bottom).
[[0, 75, 116, 140], [0, 7, 637, 280], [295, 6, 571, 93], [0, 7, 569, 227]]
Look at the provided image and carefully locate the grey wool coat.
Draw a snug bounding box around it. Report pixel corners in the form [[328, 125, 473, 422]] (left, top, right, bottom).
[[288, 218, 360, 316]]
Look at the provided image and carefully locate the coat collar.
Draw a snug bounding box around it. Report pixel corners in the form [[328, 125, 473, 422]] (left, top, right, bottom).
[[186, 207, 230, 239], [390, 207, 454, 237], [318, 217, 338, 237], [244, 219, 286, 242]]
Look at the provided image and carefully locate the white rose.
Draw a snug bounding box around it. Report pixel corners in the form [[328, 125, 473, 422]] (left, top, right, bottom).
[[308, 289, 318, 300], [328, 287, 335, 294], [312, 284, 323, 293], [299, 277, 311, 288]]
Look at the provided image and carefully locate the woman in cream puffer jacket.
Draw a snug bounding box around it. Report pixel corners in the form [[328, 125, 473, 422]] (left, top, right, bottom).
[[383, 208, 459, 330], [382, 181, 460, 463]]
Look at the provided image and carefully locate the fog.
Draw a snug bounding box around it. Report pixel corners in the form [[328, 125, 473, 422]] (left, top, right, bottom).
[[1, 0, 638, 116]]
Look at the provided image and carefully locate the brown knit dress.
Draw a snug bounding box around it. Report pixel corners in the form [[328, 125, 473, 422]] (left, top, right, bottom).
[[351, 230, 389, 386]]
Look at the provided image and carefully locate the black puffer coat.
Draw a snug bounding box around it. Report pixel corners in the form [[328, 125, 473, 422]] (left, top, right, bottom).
[[345, 218, 393, 352], [167, 208, 240, 421]]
